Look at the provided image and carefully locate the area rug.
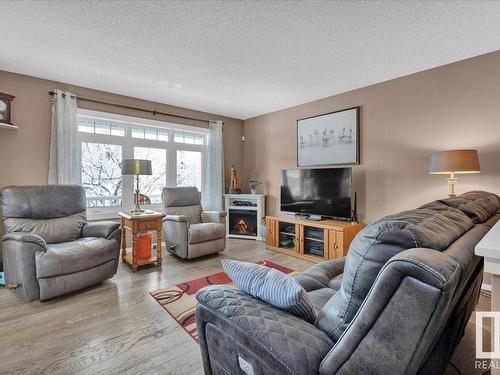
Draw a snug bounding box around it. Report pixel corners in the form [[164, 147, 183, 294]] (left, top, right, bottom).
[[150, 260, 295, 342]]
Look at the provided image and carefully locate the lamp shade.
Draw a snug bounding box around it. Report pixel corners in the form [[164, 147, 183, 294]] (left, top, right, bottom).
[[428, 150, 480, 175], [122, 159, 152, 175]]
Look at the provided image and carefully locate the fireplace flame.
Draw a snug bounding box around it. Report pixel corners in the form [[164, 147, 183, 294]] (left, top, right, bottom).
[[236, 219, 250, 232]]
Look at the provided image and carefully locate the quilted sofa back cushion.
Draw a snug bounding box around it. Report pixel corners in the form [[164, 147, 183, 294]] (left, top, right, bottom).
[[433, 191, 500, 224], [0, 185, 87, 244], [316, 203, 474, 341]]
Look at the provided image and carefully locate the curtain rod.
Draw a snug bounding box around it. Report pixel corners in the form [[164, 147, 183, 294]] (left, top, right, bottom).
[[48, 91, 211, 124]]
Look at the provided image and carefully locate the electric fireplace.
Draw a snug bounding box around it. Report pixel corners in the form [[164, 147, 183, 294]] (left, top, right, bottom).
[[229, 209, 257, 237], [224, 194, 265, 241]]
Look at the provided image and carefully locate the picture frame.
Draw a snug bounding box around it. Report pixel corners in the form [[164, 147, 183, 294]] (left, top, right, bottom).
[[297, 106, 360, 167]]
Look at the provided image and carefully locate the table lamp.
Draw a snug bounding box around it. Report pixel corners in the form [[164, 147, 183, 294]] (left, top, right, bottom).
[[122, 159, 152, 214], [428, 150, 480, 197]]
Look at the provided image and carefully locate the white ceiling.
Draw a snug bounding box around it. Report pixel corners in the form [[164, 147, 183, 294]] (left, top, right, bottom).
[[1, 1, 500, 120]]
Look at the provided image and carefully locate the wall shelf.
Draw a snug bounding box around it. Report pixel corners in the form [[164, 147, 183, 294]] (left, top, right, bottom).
[[0, 123, 18, 130]]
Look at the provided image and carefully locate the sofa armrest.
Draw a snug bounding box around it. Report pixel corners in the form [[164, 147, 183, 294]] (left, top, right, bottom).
[[196, 285, 334, 375], [82, 221, 120, 239], [2, 232, 47, 301], [201, 211, 227, 224], [319, 248, 461, 375], [294, 257, 345, 291]]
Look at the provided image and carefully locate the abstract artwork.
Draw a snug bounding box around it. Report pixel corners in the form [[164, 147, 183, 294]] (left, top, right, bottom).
[[297, 107, 359, 166]]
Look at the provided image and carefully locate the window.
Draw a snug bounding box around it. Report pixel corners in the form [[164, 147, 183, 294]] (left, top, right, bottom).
[[134, 147, 167, 204], [81, 142, 122, 207], [77, 110, 207, 213], [177, 150, 202, 190]]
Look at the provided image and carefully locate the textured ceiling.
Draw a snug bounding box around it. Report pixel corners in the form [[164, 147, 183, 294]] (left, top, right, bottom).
[[1, 1, 500, 119]]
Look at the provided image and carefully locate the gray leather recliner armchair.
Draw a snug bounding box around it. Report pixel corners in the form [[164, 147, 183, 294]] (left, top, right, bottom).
[[162, 187, 226, 259], [1, 185, 121, 302]]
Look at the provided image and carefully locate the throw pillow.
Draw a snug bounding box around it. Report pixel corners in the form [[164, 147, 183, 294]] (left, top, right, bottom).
[[221, 259, 318, 323]]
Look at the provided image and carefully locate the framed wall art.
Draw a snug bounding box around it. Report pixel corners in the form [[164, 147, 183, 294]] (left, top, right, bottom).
[[297, 106, 359, 166]]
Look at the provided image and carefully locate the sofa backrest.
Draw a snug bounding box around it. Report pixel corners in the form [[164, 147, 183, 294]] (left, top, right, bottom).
[[0, 185, 87, 244], [162, 186, 202, 224], [316, 191, 499, 342]]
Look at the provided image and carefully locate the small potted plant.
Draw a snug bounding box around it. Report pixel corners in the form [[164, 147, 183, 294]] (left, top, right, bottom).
[[248, 179, 261, 195]]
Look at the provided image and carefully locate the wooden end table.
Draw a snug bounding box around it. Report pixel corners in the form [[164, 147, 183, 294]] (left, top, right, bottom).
[[119, 211, 165, 272]]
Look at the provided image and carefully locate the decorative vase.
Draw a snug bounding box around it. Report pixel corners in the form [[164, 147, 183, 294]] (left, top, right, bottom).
[[251, 188, 257, 195]]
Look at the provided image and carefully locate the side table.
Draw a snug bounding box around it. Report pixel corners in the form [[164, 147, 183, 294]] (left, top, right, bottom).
[[119, 211, 165, 272]]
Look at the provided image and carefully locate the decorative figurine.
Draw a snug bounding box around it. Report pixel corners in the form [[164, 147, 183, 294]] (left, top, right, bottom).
[[229, 164, 241, 194]]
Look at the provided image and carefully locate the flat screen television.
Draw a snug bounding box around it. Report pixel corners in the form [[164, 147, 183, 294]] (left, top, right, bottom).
[[280, 168, 352, 220]]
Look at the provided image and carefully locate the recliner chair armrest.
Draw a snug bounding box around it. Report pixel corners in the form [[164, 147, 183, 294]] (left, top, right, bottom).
[[2, 232, 47, 249], [295, 257, 346, 291], [201, 211, 227, 224], [82, 221, 120, 239], [196, 285, 334, 375], [163, 214, 189, 223], [2, 232, 47, 301], [319, 248, 461, 375]]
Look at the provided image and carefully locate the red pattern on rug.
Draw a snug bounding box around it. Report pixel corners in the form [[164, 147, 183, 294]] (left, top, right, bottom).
[[150, 260, 294, 342]]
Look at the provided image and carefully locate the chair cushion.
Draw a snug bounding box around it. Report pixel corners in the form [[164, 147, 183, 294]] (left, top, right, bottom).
[[434, 190, 500, 224], [307, 288, 337, 312], [167, 205, 202, 224], [4, 212, 86, 244], [188, 222, 225, 244], [36, 237, 118, 278], [222, 260, 318, 323], [316, 204, 475, 341]]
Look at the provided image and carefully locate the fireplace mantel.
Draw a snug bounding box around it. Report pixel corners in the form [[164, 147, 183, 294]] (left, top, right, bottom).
[[224, 194, 265, 241]]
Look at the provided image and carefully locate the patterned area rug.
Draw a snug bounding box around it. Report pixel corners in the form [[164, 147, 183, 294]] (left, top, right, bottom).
[[150, 260, 294, 342]]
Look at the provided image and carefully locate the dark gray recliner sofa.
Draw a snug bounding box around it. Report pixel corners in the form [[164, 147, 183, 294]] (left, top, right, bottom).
[[196, 191, 500, 375], [1, 185, 121, 301]]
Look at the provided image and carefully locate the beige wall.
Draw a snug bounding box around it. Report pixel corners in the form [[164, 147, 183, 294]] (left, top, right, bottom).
[[0, 70, 244, 189], [243, 51, 500, 224]]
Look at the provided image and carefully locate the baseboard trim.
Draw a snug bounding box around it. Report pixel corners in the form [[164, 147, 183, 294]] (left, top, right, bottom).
[[482, 282, 492, 292]]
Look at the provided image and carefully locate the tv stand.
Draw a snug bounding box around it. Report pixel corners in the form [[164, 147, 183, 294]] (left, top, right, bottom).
[[266, 215, 363, 263]]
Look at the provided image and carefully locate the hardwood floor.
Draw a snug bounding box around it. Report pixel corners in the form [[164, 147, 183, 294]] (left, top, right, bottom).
[[0, 239, 311, 375], [0, 239, 489, 375]]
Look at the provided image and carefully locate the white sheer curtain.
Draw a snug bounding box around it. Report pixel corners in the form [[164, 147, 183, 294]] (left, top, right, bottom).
[[48, 89, 81, 185], [202, 120, 224, 211]]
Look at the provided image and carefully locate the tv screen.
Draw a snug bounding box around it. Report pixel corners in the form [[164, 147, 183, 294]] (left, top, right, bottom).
[[280, 168, 352, 220]]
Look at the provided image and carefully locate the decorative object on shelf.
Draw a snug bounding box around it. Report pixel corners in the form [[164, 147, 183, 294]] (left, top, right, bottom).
[[429, 149, 480, 197], [229, 164, 241, 194], [122, 159, 153, 213], [0, 92, 15, 125], [248, 179, 261, 195], [297, 106, 360, 166]]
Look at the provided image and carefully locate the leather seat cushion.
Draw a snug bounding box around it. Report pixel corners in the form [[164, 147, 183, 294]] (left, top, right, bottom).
[[316, 204, 475, 341], [36, 237, 118, 278], [189, 223, 225, 244]]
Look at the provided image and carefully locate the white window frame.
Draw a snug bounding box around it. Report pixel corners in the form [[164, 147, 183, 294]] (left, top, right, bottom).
[[78, 109, 208, 219]]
